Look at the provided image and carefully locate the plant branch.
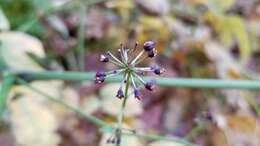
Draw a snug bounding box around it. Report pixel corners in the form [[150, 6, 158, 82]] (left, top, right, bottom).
[[15, 71, 260, 89]]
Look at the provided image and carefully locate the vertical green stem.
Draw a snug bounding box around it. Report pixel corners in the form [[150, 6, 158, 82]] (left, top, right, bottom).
[[77, 3, 87, 71], [116, 72, 131, 146], [0, 73, 15, 118]]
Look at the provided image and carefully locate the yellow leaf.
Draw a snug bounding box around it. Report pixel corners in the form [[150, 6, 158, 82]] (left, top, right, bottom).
[[137, 16, 171, 53], [210, 0, 235, 12], [204, 12, 251, 62]]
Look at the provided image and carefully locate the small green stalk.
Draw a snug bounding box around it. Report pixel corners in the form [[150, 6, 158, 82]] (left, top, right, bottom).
[[116, 72, 131, 146]]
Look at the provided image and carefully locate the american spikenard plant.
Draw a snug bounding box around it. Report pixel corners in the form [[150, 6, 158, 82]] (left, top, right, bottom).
[[95, 40, 165, 145]]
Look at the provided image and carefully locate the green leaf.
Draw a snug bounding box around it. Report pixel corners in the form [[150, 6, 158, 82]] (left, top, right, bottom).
[[0, 74, 15, 118], [0, 7, 10, 31]]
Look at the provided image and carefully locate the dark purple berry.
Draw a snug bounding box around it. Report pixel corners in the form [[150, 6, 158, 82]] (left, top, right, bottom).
[[95, 76, 106, 83], [145, 80, 156, 91], [95, 71, 106, 83], [100, 54, 109, 62], [152, 66, 165, 75], [143, 41, 156, 51], [96, 71, 106, 77], [147, 48, 157, 58], [134, 89, 141, 100], [116, 88, 124, 99]]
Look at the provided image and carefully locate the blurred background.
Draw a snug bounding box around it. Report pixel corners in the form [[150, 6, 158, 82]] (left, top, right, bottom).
[[0, 0, 260, 146]]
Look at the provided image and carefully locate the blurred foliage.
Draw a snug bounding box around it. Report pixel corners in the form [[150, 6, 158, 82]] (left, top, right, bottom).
[[0, 0, 260, 146]]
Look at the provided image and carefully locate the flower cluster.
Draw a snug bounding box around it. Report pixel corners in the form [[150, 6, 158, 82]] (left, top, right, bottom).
[[95, 40, 165, 99]]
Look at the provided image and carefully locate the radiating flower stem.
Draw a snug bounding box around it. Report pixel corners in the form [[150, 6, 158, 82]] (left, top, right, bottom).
[[116, 72, 131, 146]]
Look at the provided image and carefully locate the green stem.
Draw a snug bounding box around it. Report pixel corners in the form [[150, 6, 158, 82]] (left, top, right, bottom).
[[116, 73, 131, 146], [77, 3, 87, 71], [15, 71, 260, 89], [16, 78, 108, 127], [0, 73, 15, 118]]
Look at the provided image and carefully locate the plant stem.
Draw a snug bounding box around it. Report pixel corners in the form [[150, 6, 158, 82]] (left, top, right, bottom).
[[77, 3, 87, 71], [15, 71, 260, 89], [116, 72, 131, 146], [0, 73, 15, 118]]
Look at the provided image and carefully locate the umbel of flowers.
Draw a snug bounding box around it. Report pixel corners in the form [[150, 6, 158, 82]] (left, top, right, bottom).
[[95, 40, 165, 100]]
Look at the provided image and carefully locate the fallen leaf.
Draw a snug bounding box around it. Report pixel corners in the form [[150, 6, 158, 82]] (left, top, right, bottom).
[[148, 141, 185, 146], [100, 83, 143, 117], [135, 0, 170, 15], [0, 32, 45, 71], [10, 96, 60, 146]]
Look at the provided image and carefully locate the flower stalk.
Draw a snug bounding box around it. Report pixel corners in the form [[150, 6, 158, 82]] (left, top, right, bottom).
[[116, 72, 131, 146]]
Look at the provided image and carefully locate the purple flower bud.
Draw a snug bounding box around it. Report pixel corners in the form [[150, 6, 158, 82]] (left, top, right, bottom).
[[152, 66, 165, 75], [95, 71, 106, 83], [100, 54, 109, 62], [134, 89, 141, 100], [116, 138, 121, 145], [145, 80, 156, 91], [116, 88, 124, 99], [147, 48, 157, 58], [96, 71, 106, 77], [143, 41, 156, 51], [95, 76, 106, 83]]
